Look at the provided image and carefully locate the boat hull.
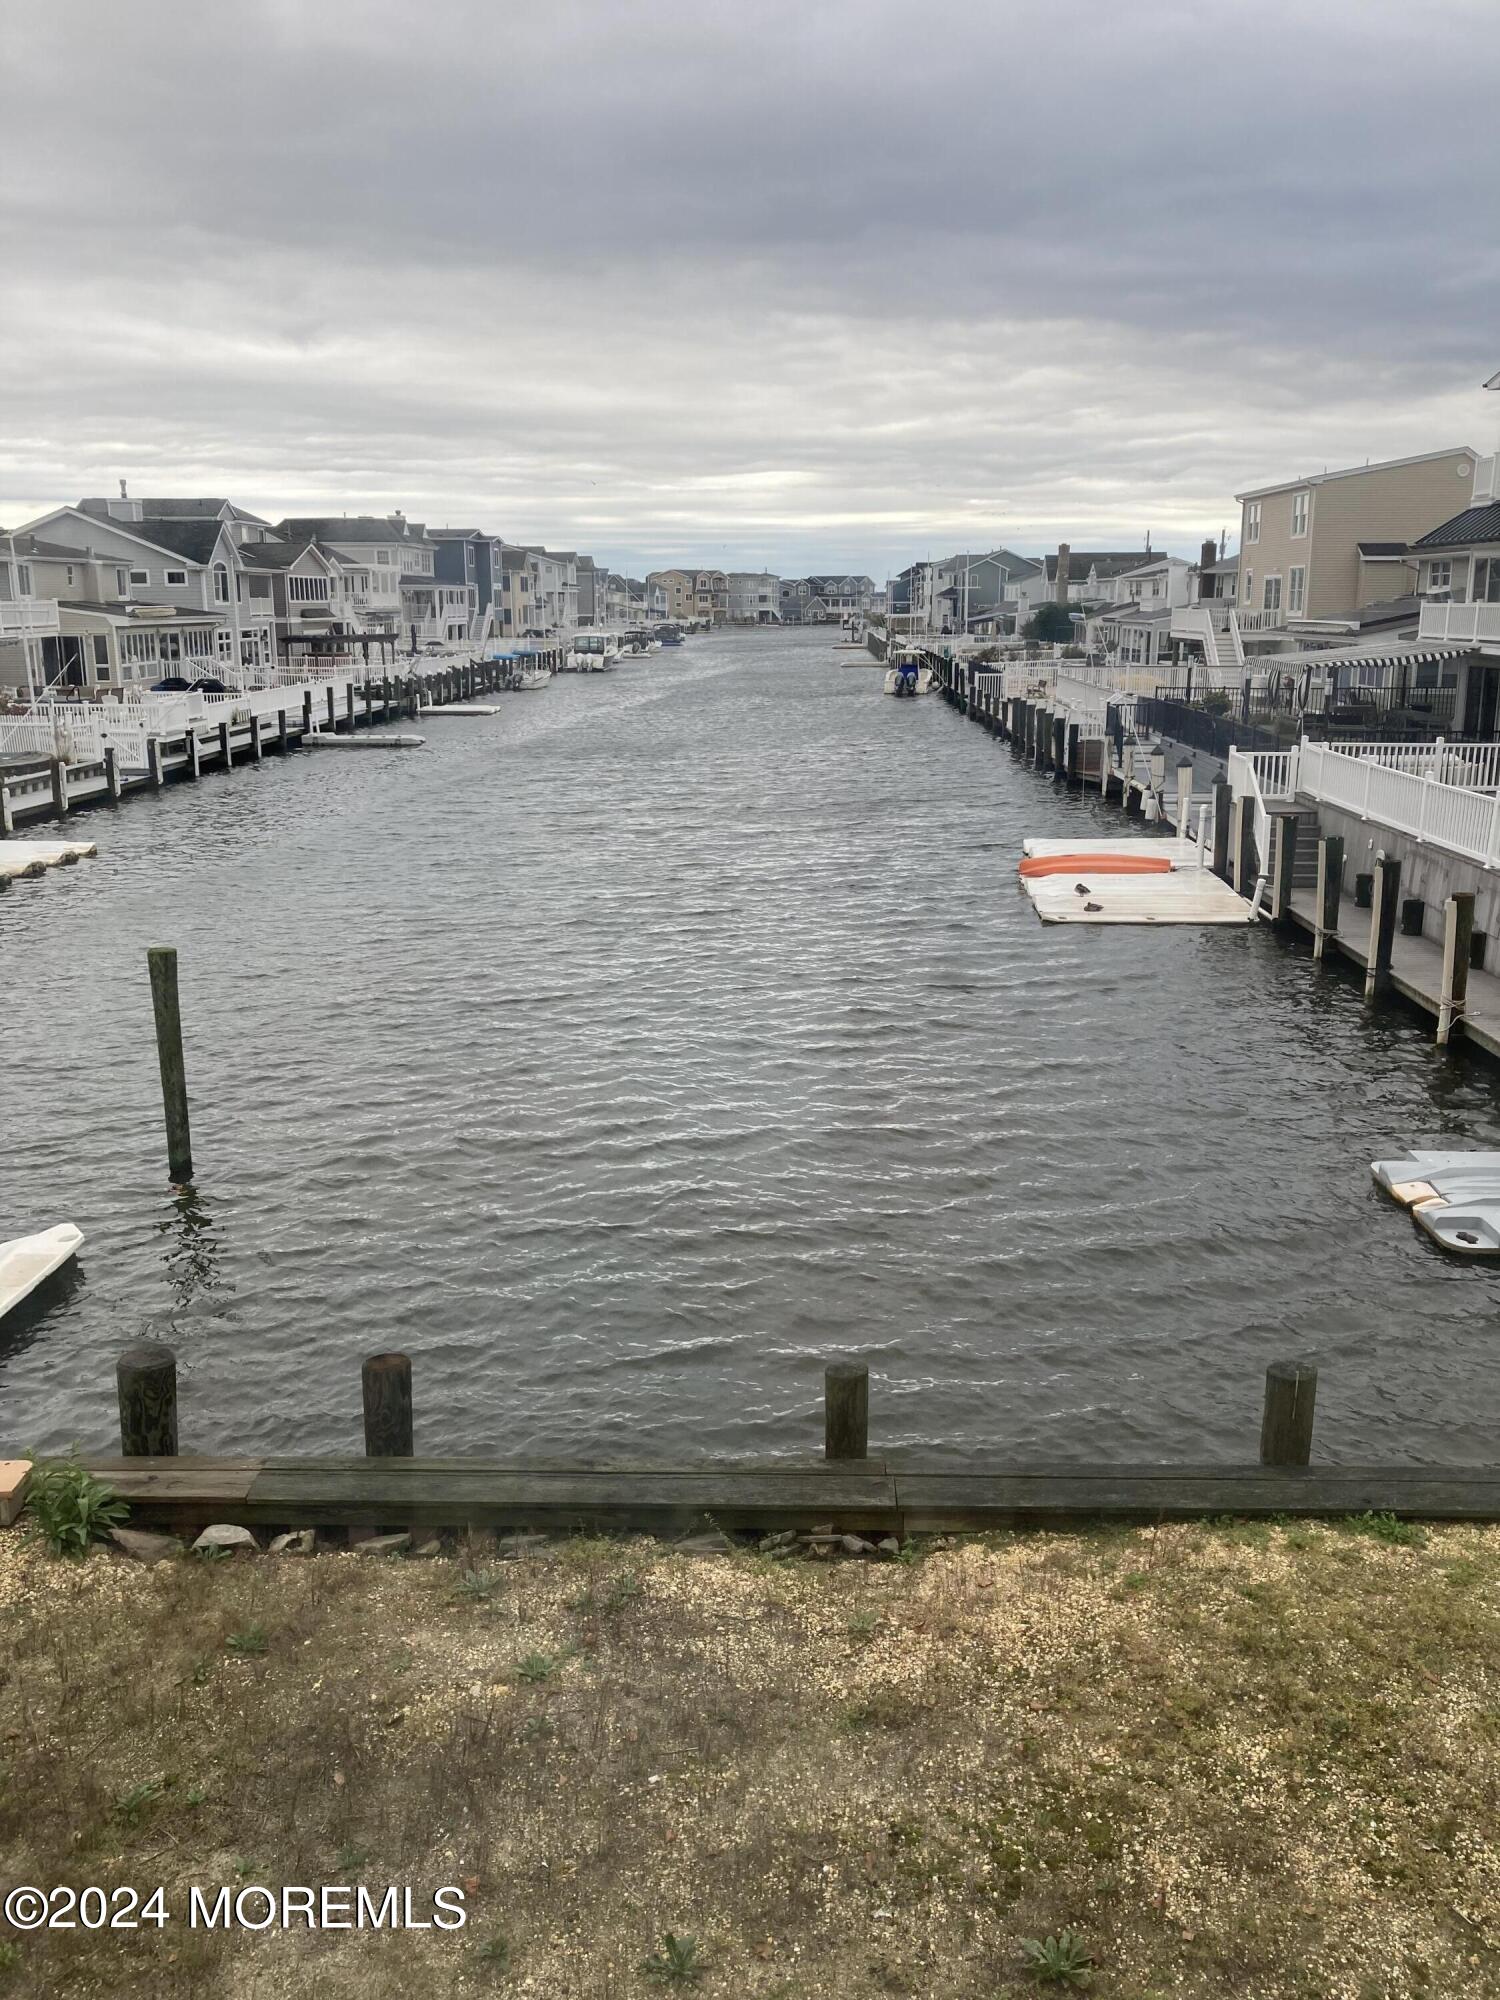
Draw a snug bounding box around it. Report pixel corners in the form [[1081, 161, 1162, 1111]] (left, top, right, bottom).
[[0, 1224, 84, 1322]]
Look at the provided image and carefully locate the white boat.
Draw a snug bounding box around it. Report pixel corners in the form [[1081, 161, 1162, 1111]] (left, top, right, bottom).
[[0, 1223, 83, 1322], [1372, 1150, 1500, 1255], [568, 631, 623, 672], [884, 651, 935, 697]]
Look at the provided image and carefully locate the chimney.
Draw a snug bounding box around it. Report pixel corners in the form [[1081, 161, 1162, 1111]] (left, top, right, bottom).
[[119, 478, 128, 500], [1054, 542, 1070, 606], [1200, 537, 1217, 571]]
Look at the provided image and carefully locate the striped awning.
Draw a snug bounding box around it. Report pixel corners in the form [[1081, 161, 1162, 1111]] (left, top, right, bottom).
[[1254, 640, 1473, 675]]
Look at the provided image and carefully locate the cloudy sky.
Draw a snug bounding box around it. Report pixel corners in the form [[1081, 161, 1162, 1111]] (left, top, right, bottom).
[[2, 0, 1496, 579]]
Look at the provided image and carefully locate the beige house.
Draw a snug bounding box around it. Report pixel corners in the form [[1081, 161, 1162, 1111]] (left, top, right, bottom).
[[646, 569, 727, 623], [1235, 447, 1477, 632]]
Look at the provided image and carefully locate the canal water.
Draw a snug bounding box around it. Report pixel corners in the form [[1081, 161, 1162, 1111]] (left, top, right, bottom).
[[5, 627, 1500, 1466]]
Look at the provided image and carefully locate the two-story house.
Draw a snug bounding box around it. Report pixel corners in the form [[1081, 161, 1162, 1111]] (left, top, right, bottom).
[[646, 569, 727, 624], [431, 530, 506, 637], [0, 529, 64, 696], [1234, 446, 1476, 640], [726, 572, 780, 623]]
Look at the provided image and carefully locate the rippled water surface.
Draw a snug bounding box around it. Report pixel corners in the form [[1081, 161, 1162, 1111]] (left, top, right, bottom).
[[6, 628, 1500, 1464]]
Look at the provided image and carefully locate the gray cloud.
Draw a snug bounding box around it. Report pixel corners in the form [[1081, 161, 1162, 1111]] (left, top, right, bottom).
[[2, 0, 1496, 576]]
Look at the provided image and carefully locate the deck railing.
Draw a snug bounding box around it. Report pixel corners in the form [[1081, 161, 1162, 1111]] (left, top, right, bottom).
[[1299, 741, 1500, 865]]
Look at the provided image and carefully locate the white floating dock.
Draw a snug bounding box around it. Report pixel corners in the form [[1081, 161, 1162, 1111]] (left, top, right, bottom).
[[419, 704, 503, 717], [304, 733, 426, 751], [1019, 838, 1255, 926], [0, 836, 98, 882]]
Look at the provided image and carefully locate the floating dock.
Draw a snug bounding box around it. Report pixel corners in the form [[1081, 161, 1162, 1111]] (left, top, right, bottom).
[[0, 835, 98, 883], [1019, 838, 1255, 925]]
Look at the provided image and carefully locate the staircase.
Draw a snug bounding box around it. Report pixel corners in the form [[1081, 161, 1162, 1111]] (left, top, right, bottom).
[[1202, 607, 1246, 671]]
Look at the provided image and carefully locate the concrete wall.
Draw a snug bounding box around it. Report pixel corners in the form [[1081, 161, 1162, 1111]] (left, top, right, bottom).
[[1310, 797, 1500, 946]]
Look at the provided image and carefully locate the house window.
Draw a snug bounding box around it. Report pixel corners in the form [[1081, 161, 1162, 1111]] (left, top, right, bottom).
[[1243, 570, 1253, 604], [217, 629, 233, 661], [377, 549, 390, 564], [1425, 560, 1452, 595], [96, 661, 112, 682], [129, 568, 150, 586], [93, 634, 110, 666], [1288, 566, 1306, 615], [1474, 559, 1500, 605], [1264, 576, 1282, 611], [117, 567, 129, 595], [213, 562, 230, 603], [165, 568, 187, 586], [1246, 502, 1261, 544], [17, 563, 32, 596], [1290, 491, 1310, 538]]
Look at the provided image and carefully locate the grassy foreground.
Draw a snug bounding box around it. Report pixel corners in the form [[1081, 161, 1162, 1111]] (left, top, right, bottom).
[[1, 1518, 1498, 1999]]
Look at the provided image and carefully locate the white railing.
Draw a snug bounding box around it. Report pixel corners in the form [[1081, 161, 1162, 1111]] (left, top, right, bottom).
[[1317, 737, 1500, 792], [1237, 607, 1286, 633], [1169, 601, 1245, 668], [0, 596, 61, 639], [1418, 601, 1500, 646], [1227, 748, 1277, 908], [0, 701, 147, 770], [1299, 740, 1500, 865]]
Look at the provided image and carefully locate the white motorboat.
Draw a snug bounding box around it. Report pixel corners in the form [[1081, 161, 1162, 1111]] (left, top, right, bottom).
[[1372, 1150, 1500, 1255], [569, 631, 623, 672], [0, 1223, 83, 1322], [884, 651, 935, 697]]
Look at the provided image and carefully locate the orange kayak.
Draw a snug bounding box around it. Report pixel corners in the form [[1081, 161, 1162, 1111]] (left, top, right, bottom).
[[1019, 852, 1173, 879]]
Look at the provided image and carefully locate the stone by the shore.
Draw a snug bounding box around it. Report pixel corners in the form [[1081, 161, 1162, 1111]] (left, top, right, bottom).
[[269, 1529, 316, 1556], [353, 1532, 411, 1558], [109, 1527, 182, 1564], [192, 1523, 259, 1554]]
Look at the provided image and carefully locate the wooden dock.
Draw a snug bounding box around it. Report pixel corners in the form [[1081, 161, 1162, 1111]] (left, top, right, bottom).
[[0, 652, 563, 837], [75, 1455, 1500, 1536]]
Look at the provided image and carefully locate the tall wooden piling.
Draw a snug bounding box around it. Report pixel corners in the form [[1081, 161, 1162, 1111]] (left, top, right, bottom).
[[1438, 891, 1475, 1046], [326, 686, 336, 729], [1234, 793, 1257, 895], [147, 946, 193, 1182], [302, 690, 314, 736], [362, 1352, 414, 1457], [1260, 1361, 1317, 1467], [1365, 854, 1401, 998], [50, 757, 69, 817], [147, 738, 164, 789], [103, 746, 121, 803], [1314, 834, 1344, 961], [1271, 811, 1298, 922], [1066, 722, 1080, 783], [218, 718, 232, 769], [248, 713, 262, 762], [1175, 760, 1193, 834], [117, 1340, 179, 1457], [278, 707, 289, 754], [1052, 716, 1066, 776], [345, 683, 356, 733], [0, 780, 12, 836], [1211, 776, 1231, 878], [824, 1362, 869, 1461]]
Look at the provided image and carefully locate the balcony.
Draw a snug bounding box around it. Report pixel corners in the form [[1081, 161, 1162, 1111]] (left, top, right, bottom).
[[0, 596, 61, 639], [1236, 606, 1286, 633], [1419, 600, 1500, 649]]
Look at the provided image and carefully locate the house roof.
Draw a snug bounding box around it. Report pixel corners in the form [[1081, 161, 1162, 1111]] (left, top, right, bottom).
[[134, 498, 270, 524], [239, 538, 324, 572], [1201, 555, 1239, 575], [55, 600, 225, 626], [275, 516, 411, 544], [1291, 595, 1423, 635], [1410, 503, 1500, 551], [132, 517, 230, 564], [1044, 551, 1153, 581], [1236, 447, 1475, 503]]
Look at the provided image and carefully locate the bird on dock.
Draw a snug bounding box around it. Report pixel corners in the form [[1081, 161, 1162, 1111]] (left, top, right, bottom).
[[1074, 882, 1090, 895]]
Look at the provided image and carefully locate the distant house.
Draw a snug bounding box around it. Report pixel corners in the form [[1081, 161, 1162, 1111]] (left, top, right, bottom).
[[726, 572, 780, 623], [432, 530, 508, 634], [647, 570, 727, 623], [778, 574, 876, 625]]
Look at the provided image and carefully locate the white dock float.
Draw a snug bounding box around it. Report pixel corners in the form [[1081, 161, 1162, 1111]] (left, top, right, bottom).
[[419, 704, 503, 717], [1019, 837, 1254, 926], [0, 836, 98, 882], [304, 733, 426, 751]]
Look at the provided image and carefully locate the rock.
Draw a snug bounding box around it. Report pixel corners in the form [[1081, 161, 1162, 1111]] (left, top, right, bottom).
[[109, 1527, 182, 1564], [674, 1529, 736, 1555], [410, 1537, 445, 1558], [840, 1535, 876, 1556], [807, 1523, 834, 1538], [269, 1529, 316, 1557], [497, 1531, 551, 1556], [191, 1523, 259, 1554], [758, 1530, 797, 1553], [877, 1537, 901, 1557], [353, 1532, 411, 1558]]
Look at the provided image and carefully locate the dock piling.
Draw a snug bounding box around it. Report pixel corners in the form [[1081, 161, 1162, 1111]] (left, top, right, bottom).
[[362, 1352, 415, 1457], [1365, 854, 1401, 999], [117, 1340, 179, 1457], [1438, 891, 1475, 1046], [1313, 835, 1343, 960], [146, 945, 193, 1182], [824, 1362, 869, 1461], [1260, 1361, 1317, 1467], [1272, 811, 1298, 922], [104, 746, 121, 803], [1211, 777, 1231, 879]]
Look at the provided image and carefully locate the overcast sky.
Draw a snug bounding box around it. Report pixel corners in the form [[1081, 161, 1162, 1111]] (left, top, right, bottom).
[[2, 0, 1496, 579]]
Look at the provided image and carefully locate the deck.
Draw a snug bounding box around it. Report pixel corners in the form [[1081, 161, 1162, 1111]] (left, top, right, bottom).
[[1020, 837, 1254, 925]]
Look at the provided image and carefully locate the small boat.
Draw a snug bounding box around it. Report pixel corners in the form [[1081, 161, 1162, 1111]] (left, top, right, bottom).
[[0, 1223, 83, 1322], [1372, 1151, 1500, 1255], [884, 651, 934, 697], [569, 631, 623, 672]]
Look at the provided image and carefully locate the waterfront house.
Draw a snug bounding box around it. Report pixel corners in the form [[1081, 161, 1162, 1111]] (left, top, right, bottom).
[[432, 530, 507, 637], [237, 536, 356, 668], [13, 499, 273, 688], [647, 570, 728, 624], [576, 556, 606, 627], [273, 516, 409, 640], [1234, 447, 1476, 640], [1005, 548, 1154, 632], [933, 551, 1042, 635], [726, 572, 780, 623], [0, 530, 63, 696]]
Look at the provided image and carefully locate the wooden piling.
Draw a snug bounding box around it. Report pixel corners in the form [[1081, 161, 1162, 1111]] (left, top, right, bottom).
[[824, 1362, 869, 1461], [1066, 722, 1080, 782], [345, 683, 356, 733], [147, 946, 193, 1182], [1052, 715, 1066, 775], [1313, 834, 1343, 961], [49, 757, 68, 817], [147, 738, 164, 789], [278, 707, 289, 754], [1175, 759, 1193, 834], [302, 690, 314, 736], [1365, 854, 1401, 999], [186, 730, 201, 779], [363, 683, 373, 727], [117, 1341, 179, 1457], [1438, 891, 1475, 1046], [1234, 793, 1257, 895], [1211, 776, 1231, 878], [0, 780, 12, 836], [326, 686, 336, 729], [362, 1352, 414, 1458], [218, 718, 232, 769], [1260, 1361, 1317, 1467], [1271, 811, 1298, 922], [103, 746, 121, 802], [249, 713, 262, 762]]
